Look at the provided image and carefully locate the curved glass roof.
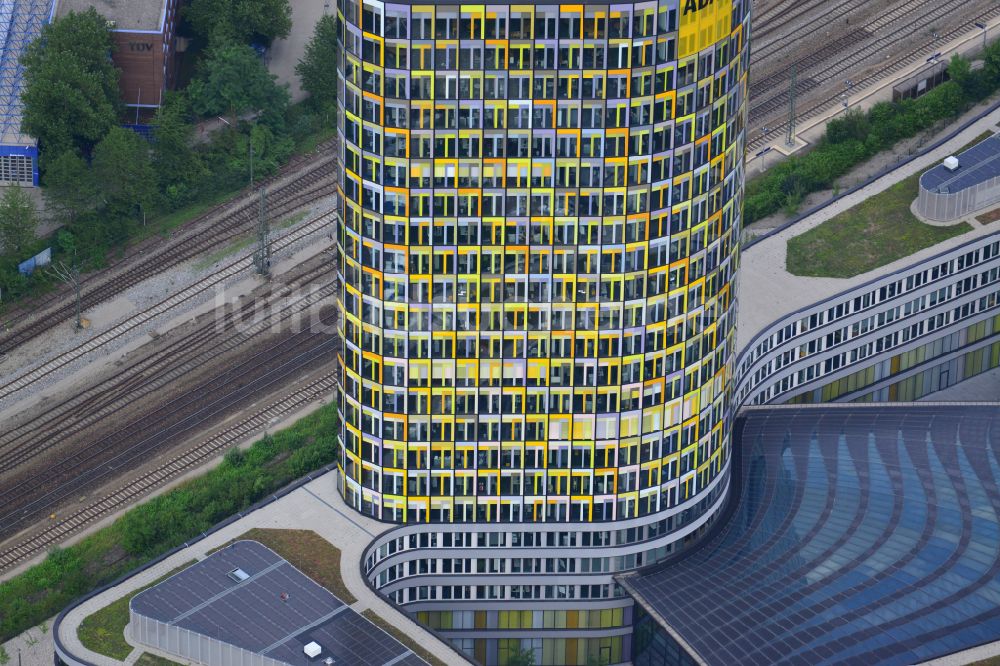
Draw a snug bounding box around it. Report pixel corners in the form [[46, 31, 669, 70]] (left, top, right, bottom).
[[621, 405, 1000, 666]]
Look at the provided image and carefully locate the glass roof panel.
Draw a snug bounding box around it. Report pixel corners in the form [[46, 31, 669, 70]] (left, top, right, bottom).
[[623, 406, 1000, 666]]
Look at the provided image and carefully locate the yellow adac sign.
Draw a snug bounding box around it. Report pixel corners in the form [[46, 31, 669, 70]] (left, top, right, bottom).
[[677, 0, 733, 59]]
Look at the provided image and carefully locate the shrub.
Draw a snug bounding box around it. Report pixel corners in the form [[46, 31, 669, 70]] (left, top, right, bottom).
[[746, 50, 1000, 225], [0, 403, 339, 642]]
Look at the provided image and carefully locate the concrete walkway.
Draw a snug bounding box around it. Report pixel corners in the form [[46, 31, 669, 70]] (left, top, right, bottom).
[[56, 472, 468, 666], [1, 621, 56, 666], [737, 106, 1000, 352], [267, 0, 332, 103]]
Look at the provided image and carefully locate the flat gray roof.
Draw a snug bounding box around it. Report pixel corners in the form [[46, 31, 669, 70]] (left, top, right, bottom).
[[54, 0, 165, 32], [131, 540, 427, 666], [921, 135, 1000, 195]]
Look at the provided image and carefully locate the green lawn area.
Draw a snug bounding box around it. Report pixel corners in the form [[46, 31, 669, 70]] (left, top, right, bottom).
[[222, 528, 357, 604], [786, 173, 972, 278], [77, 562, 195, 660], [361, 609, 449, 666]]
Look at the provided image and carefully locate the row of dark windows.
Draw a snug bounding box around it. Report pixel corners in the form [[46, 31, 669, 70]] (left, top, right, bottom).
[[349, 93, 691, 128], [370, 13, 676, 42], [342, 0, 750, 53], [345, 65, 744, 106]]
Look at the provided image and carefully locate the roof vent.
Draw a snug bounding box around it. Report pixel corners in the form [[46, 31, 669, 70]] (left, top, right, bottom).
[[227, 568, 250, 583], [324, 658, 335, 665], [304, 642, 322, 658], [944, 156, 960, 171]]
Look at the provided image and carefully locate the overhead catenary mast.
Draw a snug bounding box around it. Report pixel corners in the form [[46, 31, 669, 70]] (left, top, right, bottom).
[[254, 188, 270, 277], [786, 63, 797, 147]]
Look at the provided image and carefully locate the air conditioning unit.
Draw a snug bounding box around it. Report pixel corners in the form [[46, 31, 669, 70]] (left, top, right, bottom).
[[944, 156, 960, 171], [304, 642, 322, 658], [226, 568, 249, 583]]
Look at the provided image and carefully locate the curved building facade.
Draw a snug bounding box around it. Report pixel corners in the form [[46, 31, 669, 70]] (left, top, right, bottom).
[[337, 0, 750, 528], [336, 0, 750, 662]]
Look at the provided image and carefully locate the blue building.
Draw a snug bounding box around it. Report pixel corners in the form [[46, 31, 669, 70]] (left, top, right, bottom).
[[0, 0, 53, 187]]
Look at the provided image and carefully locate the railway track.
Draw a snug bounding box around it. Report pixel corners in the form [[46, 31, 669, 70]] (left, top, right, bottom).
[[752, 0, 871, 64], [0, 261, 339, 478], [0, 209, 337, 405], [754, 0, 831, 43], [0, 140, 338, 357], [751, 0, 974, 119], [748, 1, 1000, 149], [0, 303, 342, 541], [0, 370, 340, 574]]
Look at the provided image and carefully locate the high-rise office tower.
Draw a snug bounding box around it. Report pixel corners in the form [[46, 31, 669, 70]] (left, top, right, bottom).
[[336, 0, 750, 662]]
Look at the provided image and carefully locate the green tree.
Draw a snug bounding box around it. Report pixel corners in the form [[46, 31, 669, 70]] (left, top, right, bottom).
[[21, 8, 120, 158], [296, 14, 338, 119], [185, 0, 292, 46], [55, 228, 77, 257], [947, 54, 982, 100], [43, 150, 99, 223], [152, 93, 208, 207], [984, 39, 1000, 84], [244, 124, 293, 177], [914, 81, 966, 126], [91, 127, 157, 222], [188, 44, 290, 121], [0, 187, 38, 258], [826, 108, 870, 145], [506, 647, 535, 666]]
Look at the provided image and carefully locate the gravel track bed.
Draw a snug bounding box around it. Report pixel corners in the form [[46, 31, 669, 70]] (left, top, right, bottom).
[[0, 194, 338, 417]]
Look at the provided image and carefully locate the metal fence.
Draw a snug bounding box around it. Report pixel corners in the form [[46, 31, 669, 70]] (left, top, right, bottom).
[[918, 174, 1000, 221], [129, 610, 289, 666]]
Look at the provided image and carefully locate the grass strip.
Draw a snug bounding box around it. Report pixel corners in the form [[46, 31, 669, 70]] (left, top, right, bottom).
[[191, 209, 312, 270], [361, 609, 450, 666], [77, 562, 195, 660], [140, 187, 244, 241], [786, 174, 971, 278], [223, 528, 357, 604], [976, 207, 1000, 224]]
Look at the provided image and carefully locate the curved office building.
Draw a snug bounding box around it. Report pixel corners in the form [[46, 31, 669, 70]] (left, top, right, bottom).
[[336, 0, 750, 662]]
